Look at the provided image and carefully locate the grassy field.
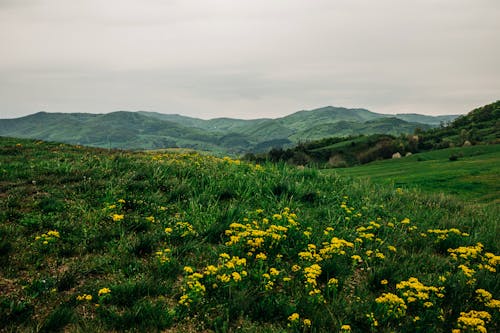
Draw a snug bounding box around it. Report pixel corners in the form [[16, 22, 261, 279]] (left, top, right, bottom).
[[330, 145, 500, 204], [0, 137, 499, 332]]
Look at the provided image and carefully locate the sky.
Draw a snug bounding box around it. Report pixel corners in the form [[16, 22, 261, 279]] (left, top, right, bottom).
[[1, 0, 499, 119]]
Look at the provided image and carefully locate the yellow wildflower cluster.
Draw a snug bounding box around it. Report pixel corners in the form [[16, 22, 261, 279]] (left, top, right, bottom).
[[98, 288, 111, 296], [455, 310, 491, 333], [476, 289, 500, 310], [151, 151, 263, 172], [174, 221, 198, 237], [375, 293, 407, 318], [76, 294, 93, 301], [224, 208, 297, 254], [427, 228, 469, 241], [298, 237, 354, 263], [448, 243, 499, 283], [34, 230, 60, 245], [112, 214, 124, 222], [287, 312, 312, 328], [303, 264, 324, 301], [179, 268, 206, 307], [155, 248, 171, 264], [396, 277, 444, 305], [215, 254, 248, 284]]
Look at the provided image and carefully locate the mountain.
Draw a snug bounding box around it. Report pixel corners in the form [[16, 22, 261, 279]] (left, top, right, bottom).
[[0, 106, 459, 155], [391, 113, 457, 126], [249, 101, 499, 167]]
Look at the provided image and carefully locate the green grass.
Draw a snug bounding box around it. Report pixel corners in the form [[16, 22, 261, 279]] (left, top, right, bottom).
[[330, 145, 500, 204], [0, 137, 498, 332]]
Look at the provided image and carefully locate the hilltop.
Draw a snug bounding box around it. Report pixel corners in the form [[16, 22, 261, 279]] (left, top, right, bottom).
[[0, 106, 457, 155]]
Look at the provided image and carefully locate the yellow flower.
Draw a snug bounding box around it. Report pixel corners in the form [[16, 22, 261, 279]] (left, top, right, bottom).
[[164, 227, 173, 234], [232, 271, 242, 282], [183, 266, 194, 274], [328, 278, 338, 286], [288, 313, 299, 322], [381, 279, 388, 285], [303, 319, 311, 326], [340, 324, 351, 331], [256, 252, 267, 260], [112, 214, 124, 222], [351, 255, 362, 262], [98, 288, 111, 296]]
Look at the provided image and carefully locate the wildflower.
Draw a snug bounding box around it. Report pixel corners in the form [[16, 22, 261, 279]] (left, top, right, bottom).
[[288, 313, 300, 322], [164, 227, 173, 234], [179, 294, 191, 306], [76, 294, 93, 301], [351, 255, 362, 262], [328, 277, 338, 287], [183, 266, 194, 274], [270, 268, 280, 276], [232, 272, 242, 282], [303, 319, 311, 326], [381, 279, 388, 285], [375, 293, 407, 318], [217, 274, 231, 283], [98, 288, 111, 296], [112, 214, 124, 222], [204, 265, 218, 275], [387, 245, 397, 252], [340, 324, 351, 331], [401, 218, 410, 224], [256, 252, 267, 260]]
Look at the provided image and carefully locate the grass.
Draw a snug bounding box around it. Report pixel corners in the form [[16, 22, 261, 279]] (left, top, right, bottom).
[[0, 137, 499, 332], [330, 145, 500, 204]]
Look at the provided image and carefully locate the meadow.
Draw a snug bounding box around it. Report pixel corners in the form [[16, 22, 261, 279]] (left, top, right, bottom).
[[330, 144, 500, 204], [0, 137, 498, 332]]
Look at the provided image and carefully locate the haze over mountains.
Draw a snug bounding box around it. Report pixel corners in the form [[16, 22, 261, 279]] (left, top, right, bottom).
[[0, 106, 458, 155]]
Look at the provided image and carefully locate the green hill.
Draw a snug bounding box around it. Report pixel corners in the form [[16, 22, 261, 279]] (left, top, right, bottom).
[[0, 106, 456, 155], [331, 144, 500, 204], [251, 101, 499, 167], [0, 137, 498, 332]]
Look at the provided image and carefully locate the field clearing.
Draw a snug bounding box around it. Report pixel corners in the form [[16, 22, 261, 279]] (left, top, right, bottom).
[[330, 145, 500, 204]]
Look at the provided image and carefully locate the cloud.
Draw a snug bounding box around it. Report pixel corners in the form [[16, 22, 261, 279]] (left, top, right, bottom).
[[1, 0, 499, 118]]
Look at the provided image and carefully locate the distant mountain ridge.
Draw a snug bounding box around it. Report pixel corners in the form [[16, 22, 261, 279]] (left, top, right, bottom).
[[0, 106, 459, 154], [247, 101, 499, 167]]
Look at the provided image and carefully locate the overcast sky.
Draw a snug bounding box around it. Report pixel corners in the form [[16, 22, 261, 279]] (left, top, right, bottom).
[[1, 0, 499, 119]]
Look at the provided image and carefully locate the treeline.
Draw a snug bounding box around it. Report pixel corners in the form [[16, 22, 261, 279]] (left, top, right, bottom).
[[244, 101, 499, 168]]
